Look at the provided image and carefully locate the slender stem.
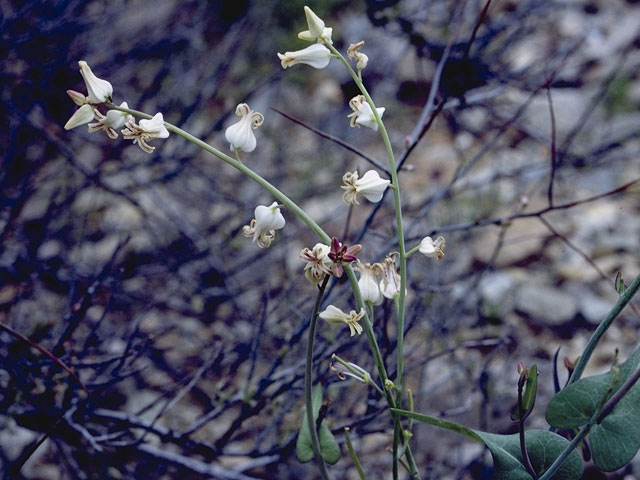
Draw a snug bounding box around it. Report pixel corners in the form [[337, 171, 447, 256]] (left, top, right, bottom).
[[344, 428, 367, 480], [569, 272, 640, 384], [104, 103, 332, 245], [305, 275, 332, 480], [327, 43, 416, 479], [517, 382, 537, 479]]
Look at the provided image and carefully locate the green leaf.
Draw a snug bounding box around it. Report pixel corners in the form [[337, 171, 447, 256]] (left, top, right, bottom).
[[589, 380, 640, 471], [546, 346, 640, 471], [296, 385, 341, 464], [393, 409, 582, 479]]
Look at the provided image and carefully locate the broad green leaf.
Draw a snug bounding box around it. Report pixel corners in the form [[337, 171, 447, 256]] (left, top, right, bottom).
[[546, 346, 640, 472], [296, 385, 341, 464], [393, 409, 582, 479], [589, 382, 640, 471], [546, 347, 640, 428]]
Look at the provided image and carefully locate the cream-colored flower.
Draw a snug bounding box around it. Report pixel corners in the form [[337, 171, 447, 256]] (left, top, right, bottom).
[[298, 6, 333, 44], [347, 95, 385, 131], [319, 305, 364, 336], [64, 104, 95, 130], [341, 170, 390, 205], [278, 44, 331, 69], [379, 252, 402, 299], [300, 243, 332, 285], [225, 103, 264, 153], [66, 89, 88, 106], [121, 112, 170, 153], [356, 260, 383, 305], [419, 236, 446, 259], [88, 102, 132, 139], [78, 60, 113, 104], [347, 41, 368, 71], [242, 202, 285, 248]]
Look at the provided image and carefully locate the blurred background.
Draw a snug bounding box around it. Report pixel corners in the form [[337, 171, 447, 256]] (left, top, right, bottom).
[[1, 0, 640, 478]]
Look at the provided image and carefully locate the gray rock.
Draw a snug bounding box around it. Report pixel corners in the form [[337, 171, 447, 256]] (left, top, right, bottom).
[[515, 284, 578, 326]]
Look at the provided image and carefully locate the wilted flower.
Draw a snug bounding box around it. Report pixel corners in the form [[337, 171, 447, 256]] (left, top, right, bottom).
[[225, 103, 264, 153], [121, 112, 170, 153], [356, 260, 383, 305], [88, 102, 132, 139], [319, 305, 364, 336], [298, 6, 333, 44], [300, 242, 332, 285], [242, 202, 285, 248], [419, 236, 446, 259], [342, 170, 390, 205], [347, 41, 368, 71], [328, 237, 362, 278], [278, 43, 332, 69], [379, 252, 402, 299], [78, 60, 113, 104], [330, 360, 370, 383], [347, 95, 385, 131], [64, 103, 95, 130]]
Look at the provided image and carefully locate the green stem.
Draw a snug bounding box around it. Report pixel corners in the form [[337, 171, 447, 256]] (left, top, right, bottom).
[[344, 428, 367, 480], [104, 103, 331, 245], [327, 43, 416, 480], [305, 275, 332, 480], [569, 272, 640, 384]]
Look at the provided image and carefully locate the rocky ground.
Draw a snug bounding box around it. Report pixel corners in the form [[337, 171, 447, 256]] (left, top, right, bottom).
[[1, 0, 640, 478]]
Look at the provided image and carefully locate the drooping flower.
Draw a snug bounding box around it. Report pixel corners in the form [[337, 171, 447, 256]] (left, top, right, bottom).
[[88, 102, 132, 139], [298, 6, 333, 45], [342, 170, 390, 205], [225, 103, 264, 153], [64, 104, 95, 130], [319, 305, 364, 336], [300, 242, 332, 285], [347, 41, 368, 71], [330, 359, 370, 383], [328, 237, 362, 278], [356, 260, 383, 305], [121, 112, 170, 153], [379, 252, 402, 299], [78, 60, 113, 104], [419, 236, 446, 259], [242, 202, 285, 248], [278, 44, 332, 70], [347, 95, 385, 131]]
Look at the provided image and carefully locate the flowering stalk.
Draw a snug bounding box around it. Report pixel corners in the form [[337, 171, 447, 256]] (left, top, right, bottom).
[[325, 43, 415, 478], [104, 102, 331, 245]]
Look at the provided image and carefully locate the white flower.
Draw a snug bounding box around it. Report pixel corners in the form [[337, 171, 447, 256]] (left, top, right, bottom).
[[121, 112, 170, 153], [419, 236, 446, 259], [341, 170, 390, 205], [300, 243, 332, 285], [64, 104, 95, 130], [225, 103, 264, 153], [88, 102, 132, 139], [298, 6, 333, 44], [242, 202, 285, 248], [278, 44, 331, 69], [347, 95, 385, 131], [78, 60, 113, 104], [356, 261, 383, 305], [319, 305, 364, 336], [379, 253, 403, 300], [66, 89, 88, 106]]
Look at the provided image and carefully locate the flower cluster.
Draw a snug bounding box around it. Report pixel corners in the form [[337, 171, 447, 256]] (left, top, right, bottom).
[[64, 60, 169, 154]]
